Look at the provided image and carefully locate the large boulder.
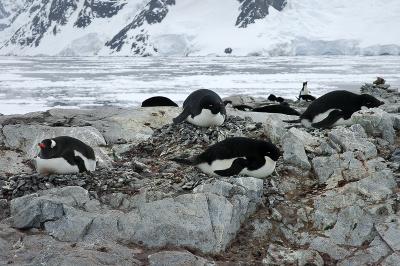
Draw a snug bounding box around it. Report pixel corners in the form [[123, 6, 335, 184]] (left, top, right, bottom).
[[10, 178, 263, 254]]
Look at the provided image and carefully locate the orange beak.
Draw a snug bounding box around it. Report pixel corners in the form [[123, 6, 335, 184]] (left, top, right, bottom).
[[38, 143, 46, 149]]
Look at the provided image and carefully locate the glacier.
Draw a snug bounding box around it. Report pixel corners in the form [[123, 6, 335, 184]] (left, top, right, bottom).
[[0, 0, 399, 56]]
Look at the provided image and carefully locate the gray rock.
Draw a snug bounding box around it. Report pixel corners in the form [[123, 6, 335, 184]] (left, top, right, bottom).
[[12, 197, 64, 229], [352, 108, 396, 144], [0, 150, 32, 175], [288, 127, 319, 150], [252, 219, 272, 238], [10, 181, 262, 254], [329, 125, 377, 159], [282, 131, 311, 170], [45, 207, 93, 242], [262, 244, 323, 266], [148, 251, 213, 266], [312, 152, 368, 187], [263, 115, 289, 143], [376, 216, 400, 252], [327, 206, 375, 246], [337, 236, 391, 266], [382, 253, 400, 266], [309, 237, 352, 260]]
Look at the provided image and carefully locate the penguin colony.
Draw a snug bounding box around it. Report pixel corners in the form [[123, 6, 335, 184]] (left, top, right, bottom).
[[33, 82, 383, 178]]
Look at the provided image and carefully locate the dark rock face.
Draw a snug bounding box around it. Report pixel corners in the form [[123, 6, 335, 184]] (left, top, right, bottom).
[[75, 0, 126, 28], [236, 0, 287, 28], [106, 0, 175, 54], [8, 0, 78, 47]]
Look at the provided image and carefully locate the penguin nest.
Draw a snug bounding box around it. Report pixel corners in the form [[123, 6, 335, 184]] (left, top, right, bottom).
[[0, 116, 267, 202]]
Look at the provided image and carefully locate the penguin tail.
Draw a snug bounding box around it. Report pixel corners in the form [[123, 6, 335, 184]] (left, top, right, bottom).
[[173, 108, 190, 124], [171, 157, 196, 165]]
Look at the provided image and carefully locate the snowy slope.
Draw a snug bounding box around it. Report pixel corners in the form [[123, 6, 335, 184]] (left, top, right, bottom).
[[1, 0, 400, 56]]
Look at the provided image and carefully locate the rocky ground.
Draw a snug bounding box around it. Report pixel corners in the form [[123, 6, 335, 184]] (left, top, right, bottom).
[[1, 82, 400, 265]]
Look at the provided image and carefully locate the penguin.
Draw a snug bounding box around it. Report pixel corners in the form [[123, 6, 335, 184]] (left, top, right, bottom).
[[299, 82, 316, 102], [252, 102, 300, 116], [141, 96, 178, 107], [268, 94, 285, 103], [172, 137, 281, 178], [173, 89, 226, 127], [286, 90, 384, 128], [34, 136, 96, 174]]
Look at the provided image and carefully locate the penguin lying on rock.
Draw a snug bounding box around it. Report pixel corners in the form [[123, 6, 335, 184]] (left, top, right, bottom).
[[34, 136, 96, 174], [172, 137, 281, 179], [173, 89, 226, 127], [286, 90, 384, 128]]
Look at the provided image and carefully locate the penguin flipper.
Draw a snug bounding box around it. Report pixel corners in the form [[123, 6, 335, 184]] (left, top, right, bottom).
[[312, 110, 344, 129], [245, 156, 266, 171], [74, 155, 87, 173], [214, 158, 247, 177], [173, 107, 191, 124]]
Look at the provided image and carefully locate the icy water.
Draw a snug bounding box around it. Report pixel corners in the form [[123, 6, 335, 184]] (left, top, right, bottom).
[[1, 56, 400, 115]]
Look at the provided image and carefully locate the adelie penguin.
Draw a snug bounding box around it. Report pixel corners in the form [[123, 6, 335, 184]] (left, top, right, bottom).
[[286, 90, 384, 128], [299, 82, 316, 102], [173, 89, 226, 127], [34, 136, 96, 174], [268, 94, 285, 103], [141, 96, 178, 107], [172, 137, 280, 178]]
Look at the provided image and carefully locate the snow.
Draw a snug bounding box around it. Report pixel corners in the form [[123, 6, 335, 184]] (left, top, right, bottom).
[[1, 0, 400, 56], [1, 55, 400, 115]]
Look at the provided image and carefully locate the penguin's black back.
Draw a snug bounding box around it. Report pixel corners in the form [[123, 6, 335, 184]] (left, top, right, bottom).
[[141, 96, 178, 107], [197, 137, 280, 164], [252, 104, 300, 116], [300, 90, 363, 120], [40, 136, 95, 160], [183, 89, 223, 108]]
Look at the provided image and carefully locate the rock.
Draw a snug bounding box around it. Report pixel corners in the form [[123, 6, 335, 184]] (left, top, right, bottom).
[[328, 125, 377, 159], [224, 47, 233, 54], [326, 206, 375, 246], [337, 236, 391, 266], [0, 200, 10, 221], [391, 148, 400, 162], [148, 250, 212, 266], [309, 237, 352, 260], [262, 244, 323, 266], [9, 181, 263, 254], [382, 253, 400, 266], [263, 115, 288, 143], [11, 186, 90, 229], [288, 127, 319, 150], [376, 216, 400, 252], [251, 219, 272, 238], [352, 108, 396, 144], [282, 131, 311, 170], [312, 152, 368, 187], [3, 233, 141, 265], [0, 150, 32, 175]]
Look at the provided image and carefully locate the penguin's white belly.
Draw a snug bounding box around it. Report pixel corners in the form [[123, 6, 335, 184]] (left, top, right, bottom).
[[242, 157, 276, 178], [186, 109, 225, 127], [197, 156, 276, 179], [311, 109, 339, 124], [74, 150, 96, 171], [311, 109, 353, 126], [35, 157, 79, 174]]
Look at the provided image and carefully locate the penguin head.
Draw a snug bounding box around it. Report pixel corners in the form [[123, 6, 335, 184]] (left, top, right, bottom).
[[260, 141, 281, 161], [201, 95, 225, 115], [359, 94, 384, 108], [38, 138, 58, 159]]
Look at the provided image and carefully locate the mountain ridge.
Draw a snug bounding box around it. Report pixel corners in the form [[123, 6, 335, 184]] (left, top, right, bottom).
[[0, 0, 399, 56]]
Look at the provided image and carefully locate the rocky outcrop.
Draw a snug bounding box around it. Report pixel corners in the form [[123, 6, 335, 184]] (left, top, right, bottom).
[[236, 0, 287, 28], [1, 82, 399, 264]]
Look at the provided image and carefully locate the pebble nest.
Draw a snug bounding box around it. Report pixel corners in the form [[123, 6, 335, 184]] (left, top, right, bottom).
[[1, 115, 267, 202]]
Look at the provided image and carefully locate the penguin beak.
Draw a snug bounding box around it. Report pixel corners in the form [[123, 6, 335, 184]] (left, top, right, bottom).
[[38, 143, 46, 149]]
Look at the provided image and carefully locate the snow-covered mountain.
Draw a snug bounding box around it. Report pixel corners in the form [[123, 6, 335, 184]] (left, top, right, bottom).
[[0, 0, 399, 56]]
